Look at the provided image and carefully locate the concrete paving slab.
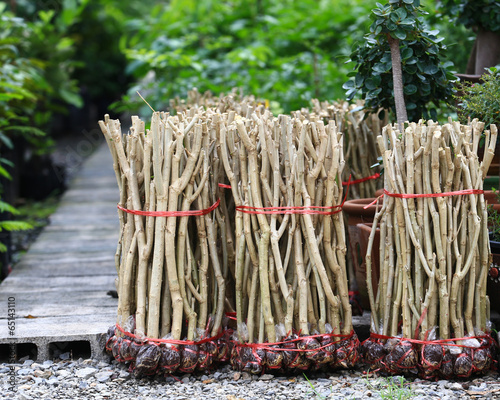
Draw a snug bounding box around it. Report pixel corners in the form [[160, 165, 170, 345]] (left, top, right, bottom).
[[0, 144, 119, 361], [0, 274, 116, 292], [13, 261, 117, 278]]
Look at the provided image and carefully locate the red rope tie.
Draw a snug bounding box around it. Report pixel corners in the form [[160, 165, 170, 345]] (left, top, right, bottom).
[[115, 323, 225, 345], [364, 188, 485, 209], [220, 177, 351, 216], [117, 199, 220, 217], [342, 172, 380, 186], [383, 188, 484, 199], [368, 332, 494, 349], [235, 204, 344, 215], [234, 330, 356, 352]]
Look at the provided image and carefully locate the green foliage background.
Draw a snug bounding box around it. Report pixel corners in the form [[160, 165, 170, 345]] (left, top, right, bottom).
[[114, 0, 374, 115]]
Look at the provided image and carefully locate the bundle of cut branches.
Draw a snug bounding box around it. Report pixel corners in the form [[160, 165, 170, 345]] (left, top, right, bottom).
[[362, 119, 498, 379], [99, 111, 229, 376], [170, 87, 267, 116], [297, 99, 386, 199], [217, 109, 358, 373]]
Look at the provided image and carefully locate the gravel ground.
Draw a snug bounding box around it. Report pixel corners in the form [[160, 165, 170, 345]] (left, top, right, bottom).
[[1, 356, 499, 400]]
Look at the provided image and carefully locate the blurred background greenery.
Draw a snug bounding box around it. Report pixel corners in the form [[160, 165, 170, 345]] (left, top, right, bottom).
[[0, 0, 480, 276], [1, 0, 476, 138]]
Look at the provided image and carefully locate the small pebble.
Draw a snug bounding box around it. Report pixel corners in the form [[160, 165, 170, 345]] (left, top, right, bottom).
[[0, 355, 499, 399], [75, 367, 97, 379]]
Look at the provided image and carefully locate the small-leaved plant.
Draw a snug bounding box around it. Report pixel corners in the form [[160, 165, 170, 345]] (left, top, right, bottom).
[[455, 67, 500, 129], [438, 0, 500, 33], [344, 0, 456, 127], [488, 188, 500, 242], [365, 375, 415, 400], [0, 163, 33, 253]]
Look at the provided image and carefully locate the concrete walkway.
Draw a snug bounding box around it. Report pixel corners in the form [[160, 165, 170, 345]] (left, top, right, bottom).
[[0, 143, 119, 362]]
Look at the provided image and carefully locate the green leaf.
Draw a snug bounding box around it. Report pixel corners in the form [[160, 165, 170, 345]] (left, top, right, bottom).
[[424, 64, 439, 75], [0, 165, 12, 180], [0, 200, 19, 215], [365, 78, 377, 90], [0, 93, 24, 101], [404, 84, 418, 95], [0, 220, 33, 232], [0, 132, 13, 149], [395, 8, 407, 20], [0, 158, 14, 168], [401, 47, 413, 60], [366, 88, 382, 99], [59, 89, 84, 108], [405, 64, 418, 74], [355, 74, 365, 87], [0, 242, 7, 253], [393, 29, 407, 40], [442, 61, 454, 69], [386, 21, 397, 31], [400, 17, 416, 25], [373, 63, 389, 73], [342, 80, 355, 90], [406, 102, 417, 110], [4, 126, 46, 137]]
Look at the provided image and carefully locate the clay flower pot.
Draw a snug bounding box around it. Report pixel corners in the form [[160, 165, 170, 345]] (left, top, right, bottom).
[[343, 198, 382, 310]]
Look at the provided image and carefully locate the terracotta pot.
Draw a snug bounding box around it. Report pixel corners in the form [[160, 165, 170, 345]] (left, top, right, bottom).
[[343, 198, 380, 310], [485, 190, 500, 212], [343, 198, 379, 225], [356, 223, 380, 311]]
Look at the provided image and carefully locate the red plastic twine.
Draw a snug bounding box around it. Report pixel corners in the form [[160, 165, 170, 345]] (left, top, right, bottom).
[[364, 188, 485, 209], [117, 199, 220, 217], [342, 172, 380, 186], [235, 330, 357, 352], [367, 332, 494, 349], [221, 177, 351, 215], [114, 323, 225, 346], [383, 188, 484, 199]]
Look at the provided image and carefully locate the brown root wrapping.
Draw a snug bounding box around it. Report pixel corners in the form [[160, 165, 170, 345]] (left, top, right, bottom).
[[133, 343, 161, 377], [119, 339, 142, 362], [242, 348, 266, 375], [159, 346, 181, 374], [179, 344, 199, 373], [384, 340, 418, 374], [361, 334, 497, 378], [106, 325, 230, 377], [230, 333, 359, 373], [438, 349, 455, 379], [111, 337, 123, 362], [265, 345, 284, 370], [454, 351, 473, 378]]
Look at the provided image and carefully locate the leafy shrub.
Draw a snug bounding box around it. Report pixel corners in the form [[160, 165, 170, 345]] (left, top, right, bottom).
[[455, 67, 500, 128], [113, 0, 373, 115], [438, 0, 500, 32], [344, 0, 456, 123]]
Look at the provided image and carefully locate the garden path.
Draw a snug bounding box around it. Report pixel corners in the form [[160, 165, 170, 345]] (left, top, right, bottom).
[[0, 142, 119, 362]]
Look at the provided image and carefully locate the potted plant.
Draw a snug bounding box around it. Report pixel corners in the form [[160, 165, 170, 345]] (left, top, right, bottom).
[[344, 0, 456, 129], [454, 67, 500, 179], [438, 0, 500, 77]]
